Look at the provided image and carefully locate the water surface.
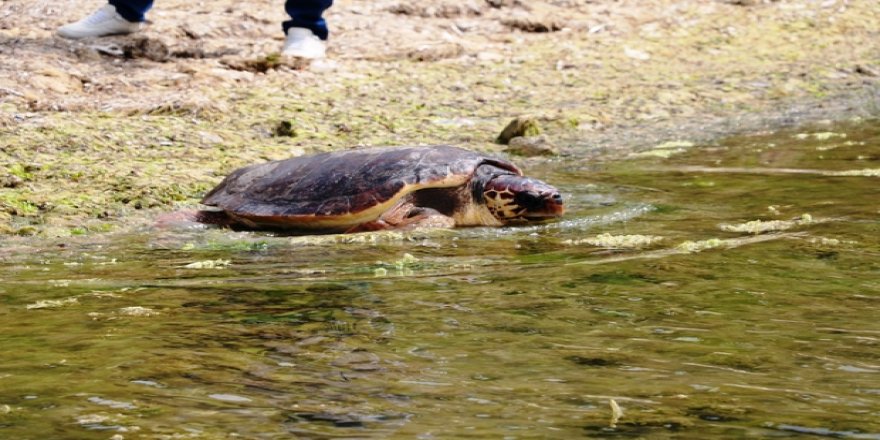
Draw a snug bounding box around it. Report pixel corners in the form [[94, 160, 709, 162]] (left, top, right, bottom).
[[1, 120, 879, 438]]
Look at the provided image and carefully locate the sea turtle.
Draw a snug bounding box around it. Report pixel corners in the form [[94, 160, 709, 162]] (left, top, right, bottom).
[[192, 145, 564, 233]]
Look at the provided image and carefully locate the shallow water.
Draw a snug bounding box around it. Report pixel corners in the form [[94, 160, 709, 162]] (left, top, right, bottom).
[[1, 120, 879, 439]]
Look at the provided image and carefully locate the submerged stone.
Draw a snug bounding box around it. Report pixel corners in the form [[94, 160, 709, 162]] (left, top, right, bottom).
[[209, 394, 252, 403]]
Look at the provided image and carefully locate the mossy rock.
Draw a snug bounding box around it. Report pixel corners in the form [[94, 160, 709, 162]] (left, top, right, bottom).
[[497, 116, 542, 145]]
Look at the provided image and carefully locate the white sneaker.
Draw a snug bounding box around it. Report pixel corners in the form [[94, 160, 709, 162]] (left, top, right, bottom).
[[57, 4, 142, 39], [281, 27, 326, 59]]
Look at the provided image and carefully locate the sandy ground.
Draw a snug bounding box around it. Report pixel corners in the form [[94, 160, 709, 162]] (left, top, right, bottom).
[[0, 0, 878, 237]]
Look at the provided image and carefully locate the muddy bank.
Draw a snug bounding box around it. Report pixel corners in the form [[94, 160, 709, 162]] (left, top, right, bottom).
[[1, 0, 878, 237]]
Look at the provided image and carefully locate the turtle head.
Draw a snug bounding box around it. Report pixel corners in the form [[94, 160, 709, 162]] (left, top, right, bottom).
[[482, 174, 565, 222]]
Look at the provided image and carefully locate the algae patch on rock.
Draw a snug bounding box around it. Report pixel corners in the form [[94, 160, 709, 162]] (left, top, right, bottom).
[[497, 116, 542, 145]]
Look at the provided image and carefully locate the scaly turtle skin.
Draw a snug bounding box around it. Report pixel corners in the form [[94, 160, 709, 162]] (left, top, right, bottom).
[[198, 145, 564, 233]]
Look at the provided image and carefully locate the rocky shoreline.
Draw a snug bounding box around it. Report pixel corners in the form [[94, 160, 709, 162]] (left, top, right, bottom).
[[1, 0, 878, 237]]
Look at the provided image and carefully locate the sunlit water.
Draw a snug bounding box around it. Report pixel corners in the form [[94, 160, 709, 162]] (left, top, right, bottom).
[[1, 120, 878, 439]]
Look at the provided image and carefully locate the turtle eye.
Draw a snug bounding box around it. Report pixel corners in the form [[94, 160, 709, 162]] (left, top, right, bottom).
[[514, 191, 543, 211]]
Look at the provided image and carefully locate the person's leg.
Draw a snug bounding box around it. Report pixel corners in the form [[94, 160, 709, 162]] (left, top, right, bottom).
[[283, 0, 333, 40], [108, 0, 154, 23]]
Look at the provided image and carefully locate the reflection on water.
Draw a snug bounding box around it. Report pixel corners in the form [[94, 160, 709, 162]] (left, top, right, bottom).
[[1, 120, 879, 438]]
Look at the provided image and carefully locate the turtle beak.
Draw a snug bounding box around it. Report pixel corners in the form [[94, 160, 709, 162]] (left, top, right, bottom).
[[545, 191, 565, 215]]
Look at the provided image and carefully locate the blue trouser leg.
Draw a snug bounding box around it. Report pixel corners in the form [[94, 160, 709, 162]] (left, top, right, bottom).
[[283, 0, 333, 40], [108, 0, 153, 22]]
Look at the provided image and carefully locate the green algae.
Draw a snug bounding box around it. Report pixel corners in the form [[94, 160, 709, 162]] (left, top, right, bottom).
[[719, 214, 817, 234], [0, 193, 39, 217], [563, 233, 665, 249]]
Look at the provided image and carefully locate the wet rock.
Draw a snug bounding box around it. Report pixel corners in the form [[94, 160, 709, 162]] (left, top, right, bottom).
[[506, 135, 559, 156], [501, 17, 565, 33], [497, 116, 542, 144]]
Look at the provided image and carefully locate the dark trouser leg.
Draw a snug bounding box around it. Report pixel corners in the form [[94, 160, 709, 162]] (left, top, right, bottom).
[[283, 0, 333, 40], [108, 0, 154, 22]]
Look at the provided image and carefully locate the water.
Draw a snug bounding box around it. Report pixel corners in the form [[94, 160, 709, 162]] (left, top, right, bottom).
[[1, 120, 879, 439]]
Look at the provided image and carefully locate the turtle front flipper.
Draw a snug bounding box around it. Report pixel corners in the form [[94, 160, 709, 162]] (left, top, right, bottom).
[[346, 202, 455, 233]]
